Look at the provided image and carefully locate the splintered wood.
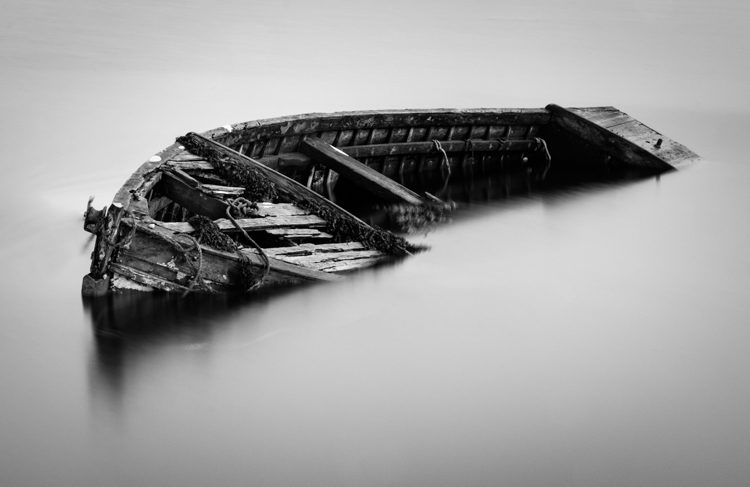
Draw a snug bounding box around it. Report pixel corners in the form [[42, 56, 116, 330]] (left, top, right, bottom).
[[260, 242, 387, 273]]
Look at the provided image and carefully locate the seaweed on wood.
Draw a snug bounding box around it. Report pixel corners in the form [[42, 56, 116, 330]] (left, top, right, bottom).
[[297, 201, 425, 255], [187, 215, 236, 252], [177, 135, 278, 202]]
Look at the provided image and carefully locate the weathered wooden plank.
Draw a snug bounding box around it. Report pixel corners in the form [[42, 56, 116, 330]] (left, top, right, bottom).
[[266, 252, 388, 273], [158, 214, 327, 233], [159, 171, 228, 219], [166, 160, 215, 171], [317, 256, 387, 273], [233, 251, 343, 281], [110, 263, 192, 293], [262, 256, 343, 281], [605, 120, 653, 140], [547, 104, 698, 171], [340, 138, 539, 158], [264, 228, 333, 239], [202, 184, 246, 196], [170, 152, 207, 162], [569, 106, 619, 114], [301, 136, 424, 205], [254, 202, 310, 217], [593, 113, 633, 128], [264, 242, 366, 257], [273, 248, 383, 263]]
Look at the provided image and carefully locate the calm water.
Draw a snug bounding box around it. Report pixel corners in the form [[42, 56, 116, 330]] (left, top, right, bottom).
[[2, 1, 750, 486]]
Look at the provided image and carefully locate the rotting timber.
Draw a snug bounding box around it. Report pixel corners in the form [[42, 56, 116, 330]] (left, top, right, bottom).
[[82, 105, 699, 296]]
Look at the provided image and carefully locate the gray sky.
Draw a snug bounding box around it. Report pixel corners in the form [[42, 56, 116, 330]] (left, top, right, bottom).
[[2, 0, 748, 114]]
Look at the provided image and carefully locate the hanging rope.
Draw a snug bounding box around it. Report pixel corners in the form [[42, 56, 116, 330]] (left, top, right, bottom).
[[103, 212, 138, 250], [226, 196, 258, 217], [432, 140, 452, 196], [170, 233, 205, 297], [465, 139, 477, 163], [226, 198, 270, 292], [535, 137, 552, 178]]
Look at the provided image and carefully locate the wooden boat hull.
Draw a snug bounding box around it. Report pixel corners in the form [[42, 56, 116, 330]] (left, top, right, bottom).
[[82, 105, 699, 296]]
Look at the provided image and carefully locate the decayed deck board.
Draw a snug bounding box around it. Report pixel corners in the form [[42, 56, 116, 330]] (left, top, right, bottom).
[[166, 160, 215, 171], [264, 228, 333, 240], [170, 152, 207, 162], [301, 135, 424, 205], [316, 256, 386, 273], [202, 184, 246, 196], [264, 242, 367, 257], [266, 246, 387, 272], [158, 214, 327, 233], [258, 242, 389, 273], [253, 202, 310, 217], [547, 104, 699, 171]]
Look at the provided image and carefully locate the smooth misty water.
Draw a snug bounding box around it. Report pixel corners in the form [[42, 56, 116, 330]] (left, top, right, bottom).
[[2, 1, 750, 486]]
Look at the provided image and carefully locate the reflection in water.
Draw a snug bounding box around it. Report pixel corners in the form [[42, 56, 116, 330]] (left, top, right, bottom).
[[83, 286, 313, 404]]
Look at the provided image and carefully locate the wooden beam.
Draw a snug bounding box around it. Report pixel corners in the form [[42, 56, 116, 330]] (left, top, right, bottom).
[[202, 184, 246, 196], [300, 136, 424, 205], [158, 214, 327, 233], [170, 152, 208, 162], [253, 202, 310, 217], [317, 256, 386, 273], [109, 263, 192, 293], [166, 160, 215, 171], [264, 228, 333, 240], [266, 244, 388, 273], [279, 249, 385, 266], [159, 171, 228, 219], [340, 138, 539, 158], [264, 242, 367, 257]]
